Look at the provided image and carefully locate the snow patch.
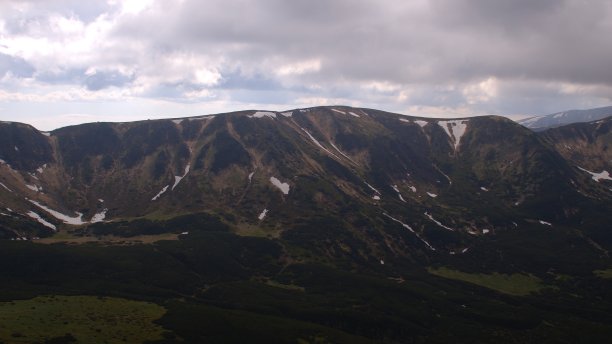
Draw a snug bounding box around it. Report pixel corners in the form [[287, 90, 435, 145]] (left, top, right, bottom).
[[172, 119, 183, 124], [91, 209, 107, 223], [331, 109, 346, 115], [434, 165, 453, 185], [399, 119, 428, 128], [258, 209, 268, 220], [249, 111, 276, 119], [424, 212, 454, 231], [14, 146, 19, 151], [36, 164, 47, 174], [329, 142, 355, 163], [98, 199, 104, 203], [270, 176, 290, 195], [348, 111, 360, 118], [482, 229, 490, 234], [365, 182, 381, 195], [29, 200, 85, 225], [41, 132, 51, 137], [190, 115, 215, 121], [0, 182, 12, 192], [301, 128, 339, 159], [426, 192, 437, 198], [480, 187, 489, 192], [281, 111, 293, 117], [26, 211, 56, 230], [172, 164, 191, 190], [518, 116, 540, 126], [392, 185, 406, 202], [373, 195, 381, 200], [437, 120, 469, 149], [248, 172, 255, 182], [25, 184, 41, 192], [152, 185, 169, 201], [409, 186, 417, 193], [539, 220, 552, 226], [383, 213, 435, 250], [577, 166, 612, 182]]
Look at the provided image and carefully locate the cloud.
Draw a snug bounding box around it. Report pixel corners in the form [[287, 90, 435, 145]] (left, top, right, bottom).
[[84, 69, 134, 91], [216, 70, 281, 91], [0, 52, 35, 78], [0, 0, 611, 130]]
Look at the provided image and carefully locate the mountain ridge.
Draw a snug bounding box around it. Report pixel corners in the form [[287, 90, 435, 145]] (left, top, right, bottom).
[[518, 105, 612, 130], [1, 106, 610, 261]]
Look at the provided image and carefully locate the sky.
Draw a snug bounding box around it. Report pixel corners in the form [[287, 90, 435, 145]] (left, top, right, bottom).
[[1, 0, 612, 131]]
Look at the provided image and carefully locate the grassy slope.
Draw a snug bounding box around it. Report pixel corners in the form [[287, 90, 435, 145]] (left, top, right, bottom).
[[594, 269, 612, 279], [428, 267, 546, 296], [0, 295, 167, 343]]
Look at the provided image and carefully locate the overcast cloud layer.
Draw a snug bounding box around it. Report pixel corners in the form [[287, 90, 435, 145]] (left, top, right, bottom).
[[1, 0, 612, 130]]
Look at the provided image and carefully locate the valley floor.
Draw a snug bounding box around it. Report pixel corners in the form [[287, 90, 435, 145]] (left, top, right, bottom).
[[2, 230, 612, 343]]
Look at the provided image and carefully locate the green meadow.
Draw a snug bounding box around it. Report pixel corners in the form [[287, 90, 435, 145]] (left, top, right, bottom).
[[428, 267, 546, 296], [0, 295, 168, 343]]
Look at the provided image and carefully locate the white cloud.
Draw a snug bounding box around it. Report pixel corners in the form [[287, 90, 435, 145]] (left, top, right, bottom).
[[277, 59, 321, 76], [362, 81, 402, 94], [117, 0, 154, 15], [463, 77, 499, 104]]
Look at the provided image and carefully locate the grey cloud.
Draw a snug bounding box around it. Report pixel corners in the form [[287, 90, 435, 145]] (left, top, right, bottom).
[[430, 0, 567, 31], [84, 70, 134, 91], [215, 70, 281, 91], [35, 68, 133, 91], [485, 81, 612, 115], [144, 84, 190, 100], [0, 53, 35, 78], [425, 0, 612, 84], [1, 0, 611, 120], [112, 0, 612, 87], [142, 82, 217, 102], [110, 0, 612, 114], [226, 89, 295, 105], [36, 68, 86, 85]]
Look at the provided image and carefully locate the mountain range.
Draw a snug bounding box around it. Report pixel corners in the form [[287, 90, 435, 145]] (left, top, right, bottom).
[[0, 106, 611, 343], [518, 105, 612, 130]]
